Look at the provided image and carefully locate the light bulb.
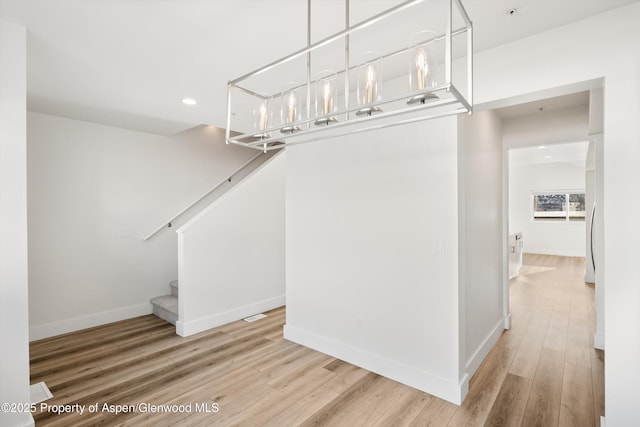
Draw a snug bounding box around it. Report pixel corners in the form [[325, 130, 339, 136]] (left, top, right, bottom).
[[323, 80, 332, 115], [287, 91, 297, 124], [258, 101, 268, 131], [365, 64, 376, 104], [415, 48, 428, 90], [314, 71, 339, 125]]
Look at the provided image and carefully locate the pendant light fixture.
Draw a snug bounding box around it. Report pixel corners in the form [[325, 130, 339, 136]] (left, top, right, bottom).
[[356, 51, 383, 116], [226, 0, 473, 151], [407, 30, 440, 105], [280, 82, 302, 134], [314, 70, 339, 125]]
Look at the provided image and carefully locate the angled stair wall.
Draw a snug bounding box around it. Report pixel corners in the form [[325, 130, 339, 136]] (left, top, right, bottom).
[[175, 151, 285, 336], [148, 149, 279, 328], [145, 148, 280, 240]]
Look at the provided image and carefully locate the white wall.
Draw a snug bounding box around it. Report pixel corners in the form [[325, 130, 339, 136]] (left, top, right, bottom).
[[27, 113, 256, 339], [177, 153, 285, 336], [508, 154, 586, 257], [458, 110, 505, 377], [503, 105, 589, 150], [585, 168, 595, 281], [0, 19, 34, 427], [285, 118, 465, 403], [473, 4, 640, 424], [588, 87, 605, 350], [592, 134, 605, 350]]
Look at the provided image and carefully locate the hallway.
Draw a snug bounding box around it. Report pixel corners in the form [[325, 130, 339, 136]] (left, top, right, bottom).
[[461, 254, 603, 426]]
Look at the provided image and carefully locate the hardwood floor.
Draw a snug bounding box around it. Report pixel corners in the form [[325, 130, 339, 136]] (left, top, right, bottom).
[[29, 254, 603, 426]]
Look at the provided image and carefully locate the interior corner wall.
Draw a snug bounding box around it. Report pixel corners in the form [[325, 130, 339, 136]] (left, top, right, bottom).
[[472, 4, 640, 424], [0, 19, 34, 427], [284, 117, 465, 404], [27, 112, 256, 340], [176, 153, 285, 337], [459, 110, 504, 378]]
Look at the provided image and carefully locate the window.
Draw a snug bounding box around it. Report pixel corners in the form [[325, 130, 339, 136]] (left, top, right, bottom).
[[532, 191, 585, 222], [568, 193, 586, 220]]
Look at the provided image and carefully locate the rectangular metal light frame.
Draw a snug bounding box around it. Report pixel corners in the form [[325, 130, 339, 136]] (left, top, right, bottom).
[[225, 0, 473, 151]]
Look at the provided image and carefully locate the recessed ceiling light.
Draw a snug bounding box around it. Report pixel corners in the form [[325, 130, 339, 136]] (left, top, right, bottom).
[[544, 155, 552, 159], [538, 145, 547, 149], [182, 98, 197, 105]]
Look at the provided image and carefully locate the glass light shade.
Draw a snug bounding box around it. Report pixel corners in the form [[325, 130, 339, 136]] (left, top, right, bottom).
[[356, 52, 383, 116], [408, 30, 439, 105], [314, 70, 338, 126], [253, 95, 272, 138], [280, 82, 303, 134]]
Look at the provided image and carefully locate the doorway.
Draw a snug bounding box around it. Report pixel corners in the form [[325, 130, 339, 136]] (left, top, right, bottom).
[[476, 81, 605, 350]]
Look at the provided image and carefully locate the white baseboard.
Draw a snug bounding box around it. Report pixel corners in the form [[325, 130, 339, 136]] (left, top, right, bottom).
[[504, 313, 512, 330], [5, 413, 35, 427], [600, 416, 605, 427], [594, 331, 605, 350], [284, 324, 467, 405], [29, 303, 152, 341], [24, 414, 35, 427], [10, 414, 35, 427], [176, 295, 285, 337], [465, 318, 505, 379]]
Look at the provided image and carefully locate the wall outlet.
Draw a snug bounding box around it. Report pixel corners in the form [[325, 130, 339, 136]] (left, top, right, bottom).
[[356, 317, 364, 332], [436, 240, 446, 255]]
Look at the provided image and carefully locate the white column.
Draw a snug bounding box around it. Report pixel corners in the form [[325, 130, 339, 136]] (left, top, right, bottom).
[[0, 19, 34, 427]]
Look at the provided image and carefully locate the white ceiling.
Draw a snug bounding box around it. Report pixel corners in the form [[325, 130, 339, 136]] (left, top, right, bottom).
[[510, 141, 590, 170], [0, 0, 637, 135], [494, 91, 590, 119]]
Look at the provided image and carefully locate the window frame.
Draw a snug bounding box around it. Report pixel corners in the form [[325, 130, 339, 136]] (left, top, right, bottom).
[[531, 190, 586, 223]]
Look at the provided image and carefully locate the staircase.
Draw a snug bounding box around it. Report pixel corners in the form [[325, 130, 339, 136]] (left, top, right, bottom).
[[146, 150, 284, 331], [150, 280, 178, 325]]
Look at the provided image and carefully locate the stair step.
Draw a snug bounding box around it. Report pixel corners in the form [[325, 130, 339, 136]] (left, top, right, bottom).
[[150, 295, 178, 326], [170, 280, 178, 297]]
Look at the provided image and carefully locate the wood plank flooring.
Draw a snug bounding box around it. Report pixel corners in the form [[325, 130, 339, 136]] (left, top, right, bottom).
[[29, 254, 603, 426]]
